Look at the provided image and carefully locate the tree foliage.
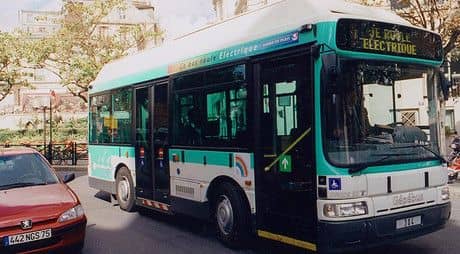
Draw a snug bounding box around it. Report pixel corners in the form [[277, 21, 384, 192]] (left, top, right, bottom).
[[0, 32, 28, 102], [353, 0, 460, 58], [26, 0, 159, 103]]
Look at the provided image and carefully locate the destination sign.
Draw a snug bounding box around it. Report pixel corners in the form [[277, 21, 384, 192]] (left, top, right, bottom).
[[336, 19, 442, 61]]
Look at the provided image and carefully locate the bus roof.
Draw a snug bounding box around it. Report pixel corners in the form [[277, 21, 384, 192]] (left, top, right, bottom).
[[90, 0, 413, 93]]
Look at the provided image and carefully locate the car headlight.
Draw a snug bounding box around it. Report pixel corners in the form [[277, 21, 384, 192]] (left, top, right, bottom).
[[58, 205, 85, 223], [441, 186, 450, 201], [324, 201, 368, 218]]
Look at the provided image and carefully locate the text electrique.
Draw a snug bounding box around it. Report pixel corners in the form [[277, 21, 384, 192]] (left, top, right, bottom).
[[358, 27, 417, 56]]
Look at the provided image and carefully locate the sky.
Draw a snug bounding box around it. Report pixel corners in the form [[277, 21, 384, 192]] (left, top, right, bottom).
[[0, 0, 216, 39]]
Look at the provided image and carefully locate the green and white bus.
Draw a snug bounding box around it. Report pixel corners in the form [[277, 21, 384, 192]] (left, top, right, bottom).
[[88, 0, 451, 252]]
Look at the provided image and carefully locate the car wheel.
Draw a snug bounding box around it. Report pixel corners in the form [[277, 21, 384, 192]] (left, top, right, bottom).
[[116, 167, 136, 212], [213, 182, 250, 248]]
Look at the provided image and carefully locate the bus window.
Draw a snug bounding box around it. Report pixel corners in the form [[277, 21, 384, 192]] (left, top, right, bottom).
[[204, 86, 248, 146], [229, 87, 247, 142], [174, 93, 203, 145], [89, 94, 112, 144], [206, 91, 228, 140], [153, 84, 168, 145], [112, 89, 132, 144]]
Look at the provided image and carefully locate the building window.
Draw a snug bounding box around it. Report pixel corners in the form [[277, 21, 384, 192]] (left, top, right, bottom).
[[446, 109, 456, 134], [118, 8, 126, 20], [98, 26, 109, 38]]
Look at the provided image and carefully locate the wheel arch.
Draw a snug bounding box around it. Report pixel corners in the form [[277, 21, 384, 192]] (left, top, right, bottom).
[[206, 176, 251, 216], [114, 163, 130, 181]]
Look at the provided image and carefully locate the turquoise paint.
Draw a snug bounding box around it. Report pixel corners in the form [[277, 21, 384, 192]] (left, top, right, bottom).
[[88, 145, 135, 180], [169, 149, 254, 169]]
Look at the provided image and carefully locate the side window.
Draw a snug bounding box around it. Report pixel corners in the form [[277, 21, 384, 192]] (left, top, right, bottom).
[[204, 87, 248, 145], [89, 89, 132, 144], [230, 87, 247, 140], [172, 64, 248, 147], [89, 94, 112, 144], [206, 91, 227, 141], [174, 93, 203, 145], [135, 87, 149, 147], [153, 84, 169, 144], [112, 89, 132, 144]]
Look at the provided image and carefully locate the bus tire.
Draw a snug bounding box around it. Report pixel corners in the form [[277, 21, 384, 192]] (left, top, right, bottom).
[[212, 182, 250, 248], [116, 167, 136, 212]]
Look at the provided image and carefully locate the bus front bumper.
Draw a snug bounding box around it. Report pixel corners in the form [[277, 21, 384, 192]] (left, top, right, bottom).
[[317, 202, 451, 254]]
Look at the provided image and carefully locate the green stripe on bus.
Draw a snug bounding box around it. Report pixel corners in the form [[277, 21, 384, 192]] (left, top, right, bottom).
[[169, 149, 254, 169]]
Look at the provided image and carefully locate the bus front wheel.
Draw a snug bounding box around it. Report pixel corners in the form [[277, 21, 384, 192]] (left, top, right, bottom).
[[212, 182, 250, 248], [116, 167, 136, 212]]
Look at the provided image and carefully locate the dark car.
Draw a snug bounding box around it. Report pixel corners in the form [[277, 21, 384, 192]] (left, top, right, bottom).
[[0, 148, 86, 253]]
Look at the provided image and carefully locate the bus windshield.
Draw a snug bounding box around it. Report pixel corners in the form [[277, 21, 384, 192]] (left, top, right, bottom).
[[323, 60, 440, 168]]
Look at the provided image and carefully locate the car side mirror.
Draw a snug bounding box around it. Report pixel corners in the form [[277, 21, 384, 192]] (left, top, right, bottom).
[[62, 173, 75, 183]]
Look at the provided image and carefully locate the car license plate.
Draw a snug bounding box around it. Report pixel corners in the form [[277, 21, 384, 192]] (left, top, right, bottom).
[[396, 215, 421, 229], [4, 229, 52, 246]]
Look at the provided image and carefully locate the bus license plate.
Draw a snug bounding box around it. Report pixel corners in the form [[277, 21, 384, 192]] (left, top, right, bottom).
[[5, 229, 52, 246], [396, 216, 421, 229]]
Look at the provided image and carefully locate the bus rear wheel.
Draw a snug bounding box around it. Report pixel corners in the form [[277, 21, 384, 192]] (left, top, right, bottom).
[[212, 182, 250, 248], [116, 167, 136, 212]]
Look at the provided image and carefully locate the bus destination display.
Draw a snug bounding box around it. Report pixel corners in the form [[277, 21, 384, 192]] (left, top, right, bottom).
[[336, 19, 442, 61]]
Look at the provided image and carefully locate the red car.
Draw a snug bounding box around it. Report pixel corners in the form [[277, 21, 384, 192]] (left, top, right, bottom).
[[0, 148, 86, 253]]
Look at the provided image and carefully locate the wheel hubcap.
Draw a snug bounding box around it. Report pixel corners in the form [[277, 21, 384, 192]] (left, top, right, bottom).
[[118, 176, 130, 202], [216, 195, 234, 235]]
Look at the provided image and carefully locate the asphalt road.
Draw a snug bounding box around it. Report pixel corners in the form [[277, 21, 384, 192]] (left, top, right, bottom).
[[66, 174, 460, 254]]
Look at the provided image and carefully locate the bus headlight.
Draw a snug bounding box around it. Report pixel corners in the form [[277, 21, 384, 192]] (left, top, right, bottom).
[[324, 201, 368, 218], [441, 186, 450, 201]]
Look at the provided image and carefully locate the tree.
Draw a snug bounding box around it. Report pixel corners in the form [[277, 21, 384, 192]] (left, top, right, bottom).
[[352, 0, 460, 58], [0, 32, 28, 102], [26, 0, 160, 103]]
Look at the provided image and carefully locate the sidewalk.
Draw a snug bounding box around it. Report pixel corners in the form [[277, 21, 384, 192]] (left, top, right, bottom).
[[53, 164, 87, 172]]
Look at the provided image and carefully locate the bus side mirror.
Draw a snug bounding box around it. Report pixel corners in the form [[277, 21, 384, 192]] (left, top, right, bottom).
[[321, 53, 340, 93], [439, 72, 450, 100]]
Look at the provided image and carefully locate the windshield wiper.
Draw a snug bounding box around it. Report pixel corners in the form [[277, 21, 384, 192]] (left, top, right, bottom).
[[347, 151, 418, 174], [390, 144, 446, 163], [0, 182, 47, 191]]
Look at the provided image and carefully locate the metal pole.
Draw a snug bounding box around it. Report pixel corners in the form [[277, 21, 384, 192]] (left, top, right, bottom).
[[43, 107, 46, 158], [392, 82, 397, 124], [49, 98, 53, 163]]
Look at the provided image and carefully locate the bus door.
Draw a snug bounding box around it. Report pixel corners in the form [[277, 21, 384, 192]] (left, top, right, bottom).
[[135, 83, 170, 203], [254, 52, 317, 248], [151, 83, 170, 203], [135, 86, 153, 200]]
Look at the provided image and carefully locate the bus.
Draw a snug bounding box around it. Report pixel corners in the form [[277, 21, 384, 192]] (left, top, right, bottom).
[[88, 0, 451, 252]]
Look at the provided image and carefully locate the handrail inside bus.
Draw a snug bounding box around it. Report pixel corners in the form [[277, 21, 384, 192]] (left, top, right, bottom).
[[264, 127, 312, 172]]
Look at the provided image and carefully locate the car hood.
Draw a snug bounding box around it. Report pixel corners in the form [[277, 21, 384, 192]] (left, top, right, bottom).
[[0, 184, 78, 228]]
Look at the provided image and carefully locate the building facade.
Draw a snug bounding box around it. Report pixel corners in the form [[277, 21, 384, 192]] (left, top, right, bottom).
[[0, 0, 163, 130]]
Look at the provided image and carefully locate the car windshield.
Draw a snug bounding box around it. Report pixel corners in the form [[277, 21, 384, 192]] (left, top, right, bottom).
[[322, 60, 440, 167], [0, 153, 59, 190]]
